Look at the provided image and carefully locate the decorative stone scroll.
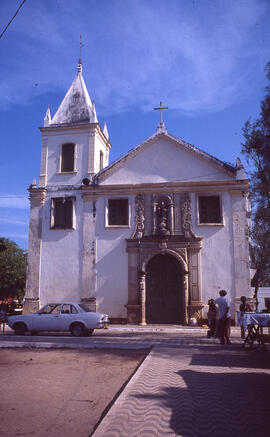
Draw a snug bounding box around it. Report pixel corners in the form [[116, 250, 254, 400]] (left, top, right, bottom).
[[131, 193, 145, 239], [181, 192, 195, 238]]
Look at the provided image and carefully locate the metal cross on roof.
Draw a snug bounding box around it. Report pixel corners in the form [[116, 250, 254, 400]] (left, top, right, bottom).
[[154, 101, 168, 124]]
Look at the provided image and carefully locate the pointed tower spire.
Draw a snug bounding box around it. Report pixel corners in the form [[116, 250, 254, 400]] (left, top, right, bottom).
[[103, 121, 109, 140], [44, 106, 51, 127], [91, 100, 98, 123], [51, 61, 93, 125]]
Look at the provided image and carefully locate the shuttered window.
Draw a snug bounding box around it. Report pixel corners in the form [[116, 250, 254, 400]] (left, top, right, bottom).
[[108, 199, 129, 226], [61, 143, 75, 172], [198, 196, 222, 224], [51, 197, 74, 229]]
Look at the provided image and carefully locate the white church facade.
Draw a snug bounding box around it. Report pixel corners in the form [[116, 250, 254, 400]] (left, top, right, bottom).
[[24, 61, 250, 324]]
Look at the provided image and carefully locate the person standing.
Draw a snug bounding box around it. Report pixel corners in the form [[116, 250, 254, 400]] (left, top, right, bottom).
[[239, 296, 253, 339], [214, 290, 231, 345], [207, 299, 217, 338]]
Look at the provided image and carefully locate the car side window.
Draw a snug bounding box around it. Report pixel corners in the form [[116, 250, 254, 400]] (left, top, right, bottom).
[[39, 304, 56, 314], [61, 305, 71, 314], [70, 305, 78, 314], [50, 304, 61, 314]]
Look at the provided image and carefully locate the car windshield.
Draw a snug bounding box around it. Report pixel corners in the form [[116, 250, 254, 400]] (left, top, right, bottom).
[[78, 303, 92, 312]]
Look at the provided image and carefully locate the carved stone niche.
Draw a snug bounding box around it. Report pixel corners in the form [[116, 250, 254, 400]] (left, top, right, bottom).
[[152, 194, 174, 236]]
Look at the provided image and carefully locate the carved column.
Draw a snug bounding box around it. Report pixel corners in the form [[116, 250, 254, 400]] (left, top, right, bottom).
[[139, 271, 146, 325], [183, 271, 189, 324], [24, 188, 46, 313]]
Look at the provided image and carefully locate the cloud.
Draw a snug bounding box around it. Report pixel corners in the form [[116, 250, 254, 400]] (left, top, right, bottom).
[[0, 195, 29, 209], [0, 216, 28, 226], [1, 232, 28, 241], [1, 0, 269, 114]]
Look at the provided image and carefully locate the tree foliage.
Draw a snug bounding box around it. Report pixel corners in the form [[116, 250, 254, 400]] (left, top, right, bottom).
[[0, 238, 27, 298], [242, 61, 270, 290]]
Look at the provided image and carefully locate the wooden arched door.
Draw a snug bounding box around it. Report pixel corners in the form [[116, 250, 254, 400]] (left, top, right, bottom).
[[145, 254, 183, 324]]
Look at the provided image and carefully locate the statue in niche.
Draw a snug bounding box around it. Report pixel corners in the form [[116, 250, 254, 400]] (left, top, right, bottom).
[[157, 201, 170, 235]]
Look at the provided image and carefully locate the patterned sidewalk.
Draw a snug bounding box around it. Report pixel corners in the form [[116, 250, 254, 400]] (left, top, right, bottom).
[[92, 339, 270, 437]]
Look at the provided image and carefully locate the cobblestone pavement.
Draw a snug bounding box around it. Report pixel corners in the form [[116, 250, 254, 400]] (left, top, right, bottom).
[[1, 327, 270, 437], [0, 325, 241, 349], [92, 339, 270, 437]]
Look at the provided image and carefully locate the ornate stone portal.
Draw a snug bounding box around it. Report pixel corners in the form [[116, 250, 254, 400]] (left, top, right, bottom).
[[126, 192, 204, 325]]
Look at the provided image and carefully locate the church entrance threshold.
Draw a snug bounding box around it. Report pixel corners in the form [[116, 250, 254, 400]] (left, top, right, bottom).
[[146, 254, 183, 324]]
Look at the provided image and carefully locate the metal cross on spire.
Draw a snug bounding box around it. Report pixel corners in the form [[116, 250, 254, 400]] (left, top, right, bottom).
[[79, 34, 84, 61], [78, 34, 84, 73]]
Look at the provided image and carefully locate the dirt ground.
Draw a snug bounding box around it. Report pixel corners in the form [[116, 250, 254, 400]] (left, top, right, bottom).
[[0, 348, 147, 437]]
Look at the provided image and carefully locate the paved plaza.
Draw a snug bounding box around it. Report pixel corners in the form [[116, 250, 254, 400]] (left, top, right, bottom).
[[1, 327, 270, 436]]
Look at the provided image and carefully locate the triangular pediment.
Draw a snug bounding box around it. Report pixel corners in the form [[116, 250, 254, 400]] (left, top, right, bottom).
[[96, 131, 237, 185]]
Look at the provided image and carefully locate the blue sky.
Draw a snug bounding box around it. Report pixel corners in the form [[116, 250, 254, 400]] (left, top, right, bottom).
[[0, 0, 270, 250]]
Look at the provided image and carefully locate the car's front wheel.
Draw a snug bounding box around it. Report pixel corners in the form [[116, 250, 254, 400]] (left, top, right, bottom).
[[14, 322, 27, 335], [70, 323, 85, 337]]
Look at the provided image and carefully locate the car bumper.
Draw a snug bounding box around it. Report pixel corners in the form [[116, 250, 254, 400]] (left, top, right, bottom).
[[97, 321, 110, 329]]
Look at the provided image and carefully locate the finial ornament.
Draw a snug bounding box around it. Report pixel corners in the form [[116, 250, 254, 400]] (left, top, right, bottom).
[[44, 105, 51, 127]]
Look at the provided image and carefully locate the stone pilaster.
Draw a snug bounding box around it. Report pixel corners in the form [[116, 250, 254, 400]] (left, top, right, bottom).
[[231, 192, 250, 311], [39, 137, 48, 188], [24, 188, 46, 314], [126, 244, 140, 323], [81, 192, 97, 311]]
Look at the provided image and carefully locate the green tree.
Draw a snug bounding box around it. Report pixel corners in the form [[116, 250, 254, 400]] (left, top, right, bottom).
[[0, 238, 27, 298], [242, 61, 270, 306]]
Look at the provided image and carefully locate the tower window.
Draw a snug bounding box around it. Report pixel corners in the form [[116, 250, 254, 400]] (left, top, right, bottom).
[[108, 199, 129, 226], [198, 195, 222, 224], [100, 150, 104, 171], [61, 143, 75, 172], [51, 197, 75, 229]]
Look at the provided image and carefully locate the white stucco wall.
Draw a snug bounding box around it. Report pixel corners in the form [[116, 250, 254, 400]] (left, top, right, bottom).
[[39, 191, 83, 307], [94, 196, 134, 318], [192, 192, 235, 316], [101, 137, 233, 185]]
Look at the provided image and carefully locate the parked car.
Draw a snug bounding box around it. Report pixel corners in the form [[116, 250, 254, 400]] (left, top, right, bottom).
[[7, 302, 109, 337]]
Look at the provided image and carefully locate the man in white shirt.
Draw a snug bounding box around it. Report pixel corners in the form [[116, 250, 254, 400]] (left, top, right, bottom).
[[214, 290, 231, 345]]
